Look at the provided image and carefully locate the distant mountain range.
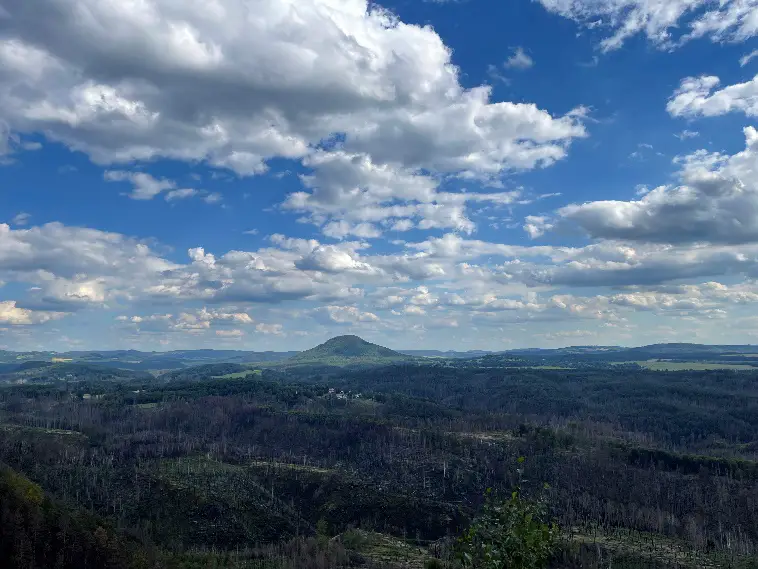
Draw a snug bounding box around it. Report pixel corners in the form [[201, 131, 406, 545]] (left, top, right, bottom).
[[399, 349, 495, 358], [2, 341, 758, 383], [503, 343, 758, 357], [0, 348, 299, 372]]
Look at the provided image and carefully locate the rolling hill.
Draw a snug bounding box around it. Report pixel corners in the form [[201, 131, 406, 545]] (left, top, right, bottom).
[[284, 335, 415, 367], [0, 362, 153, 385]]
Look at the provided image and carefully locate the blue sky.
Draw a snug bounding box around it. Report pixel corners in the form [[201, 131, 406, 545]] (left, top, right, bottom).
[[2, 0, 758, 352]]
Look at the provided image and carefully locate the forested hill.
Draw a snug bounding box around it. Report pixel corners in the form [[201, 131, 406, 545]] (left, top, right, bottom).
[[284, 335, 417, 367]]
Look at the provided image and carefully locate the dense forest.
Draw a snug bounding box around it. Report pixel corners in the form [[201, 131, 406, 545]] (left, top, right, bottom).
[[2, 340, 758, 567]]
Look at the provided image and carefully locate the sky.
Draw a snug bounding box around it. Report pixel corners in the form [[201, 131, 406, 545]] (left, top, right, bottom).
[[2, 0, 758, 352]]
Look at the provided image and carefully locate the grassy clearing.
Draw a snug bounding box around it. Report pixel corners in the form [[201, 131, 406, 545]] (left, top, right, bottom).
[[214, 368, 262, 379], [247, 460, 334, 475], [630, 360, 758, 371], [0, 423, 86, 439], [453, 431, 515, 443], [340, 529, 428, 568], [569, 527, 757, 568]]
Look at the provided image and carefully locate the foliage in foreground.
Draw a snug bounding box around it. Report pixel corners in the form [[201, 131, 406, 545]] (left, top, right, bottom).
[[456, 478, 558, 569]]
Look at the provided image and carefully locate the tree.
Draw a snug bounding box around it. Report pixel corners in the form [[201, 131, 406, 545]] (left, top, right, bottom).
[[456, 467, 558, 569]]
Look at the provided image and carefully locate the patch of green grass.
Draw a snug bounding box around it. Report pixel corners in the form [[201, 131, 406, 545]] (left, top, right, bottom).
[[247, 460, 334, 475], [569, 527, 757, 568], [340, 529, 429, 568], [630, 360, 757, 371], [0, 423, 86, 439], [452, 431, 515, 443], [213, 368, 262, 379]]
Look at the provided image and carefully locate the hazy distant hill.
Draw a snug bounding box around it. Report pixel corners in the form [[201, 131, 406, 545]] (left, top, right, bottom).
[[504, 343, 758, 358], [0, 362, 152, 384], [285, 335, 415, 367], [0, 349, 298, 372], [400, 349, 494, 358], [2, 343, 758, 374]]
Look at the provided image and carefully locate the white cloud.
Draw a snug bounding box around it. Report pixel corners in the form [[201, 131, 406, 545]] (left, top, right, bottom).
[[504, 47, 534, 69], [668, 74, 758, 118], [104, 171, 178, 200], [0, 0, 585, 183], [674, 129, 699, 140], [116, 314, 173, 324], [402, 305, 426, 316], [105, 171, 221, 203], [12, 212, 758, 348], [390, 219, 414, 232], [559, 127, 758, 245], [216, 329, 244, 337], [256, 323, 283, 335], [7, 215, 758, 349], [196, 308, 254, 324], [741, 49, 758, 67], [316, 305, 380, 324], [11, 213, 31, 226], [117, 309, 253, 335], [523, 215, 554, 239], [165, 188, 199, 201], [535, 0, 758, 52], [0, 222, 178, 308], [322, 221, 382, 240], [284, 150, 524, 236], [0, 300, 65, 325]]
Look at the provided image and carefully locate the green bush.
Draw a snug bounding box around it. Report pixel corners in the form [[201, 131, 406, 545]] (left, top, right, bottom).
[[456, 485, 558, 569]]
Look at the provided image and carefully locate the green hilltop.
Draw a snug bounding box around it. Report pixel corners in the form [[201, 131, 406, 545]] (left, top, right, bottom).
[[285, 335, 415, 367]]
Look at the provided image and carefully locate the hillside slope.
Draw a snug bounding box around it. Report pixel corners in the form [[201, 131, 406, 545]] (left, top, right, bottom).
[[286, 335, 414, 367]]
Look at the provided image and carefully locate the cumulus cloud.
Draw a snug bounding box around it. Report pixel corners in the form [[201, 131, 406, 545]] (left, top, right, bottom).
[[0, 0, 584, 181], [504, 47, 534, 69], [216, 329, 244, 337], [117, 309, 253, 334], [295, 244, 382, 276], [104, 170, 217, 202], [284, 150, 525, 236], [667, 74, 758, 118], [11, 213, 758, 346], [0, 222, 178, 308], [535, 0, 758, 52], [559, 127, 758, 245], [0, 300, 65, 325], [314, 305, 380, 324], [256, 323, 283, 335], [523, 215, 553, 239], [104, 171, 176, 200], [401, 232, 758, 289], [547, 282, 758, 319]]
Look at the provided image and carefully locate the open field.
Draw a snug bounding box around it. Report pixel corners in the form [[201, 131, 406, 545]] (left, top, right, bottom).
[[213, 368, 262, 379], [630, 360, 758, 371]]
